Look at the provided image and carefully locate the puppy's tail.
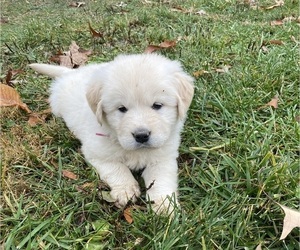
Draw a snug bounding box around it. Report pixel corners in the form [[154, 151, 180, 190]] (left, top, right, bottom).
[[29, 64, 72, 78]]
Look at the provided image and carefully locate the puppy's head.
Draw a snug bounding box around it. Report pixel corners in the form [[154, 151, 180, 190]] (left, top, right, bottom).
[[86, 54, 194, 150]]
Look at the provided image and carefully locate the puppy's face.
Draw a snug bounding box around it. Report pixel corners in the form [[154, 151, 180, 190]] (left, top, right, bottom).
[[87, 54, 194, 150]]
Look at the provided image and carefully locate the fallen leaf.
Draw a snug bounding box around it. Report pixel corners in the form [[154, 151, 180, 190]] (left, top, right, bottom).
[[159, 40, 176, 48], [170, 6, 190, 13], [54, 41, 91, 68], [59, 52, 73, 68], [270, 20, 283, 26], [279, 204, 300, 240], [28, 113, 44, 126], [144, 45, 161, 54], [0, 84, 31, 113], [100, 191, 116, 203], [62, 170, 78, 180], [89, 23, 103, 38], [49, 50, 64, 63], [170, 6, 206, 15], [193, 70, 209, 78], [267, 95, 279, 109], [144, 40, 176, 53], [269, 40, 284, 45], [85, 219, 110, 249], [124, 206, 133, 224], [82, 182, 95, 189], [27, 109, 51, 126], [5, 69, 13, 85], [3, 68, 24, 86], [69, 41, 89, 66]]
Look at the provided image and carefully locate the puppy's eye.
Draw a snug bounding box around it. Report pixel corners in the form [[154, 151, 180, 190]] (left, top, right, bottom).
[[118, 106, 128, 113], [152, 103, 163, 110]]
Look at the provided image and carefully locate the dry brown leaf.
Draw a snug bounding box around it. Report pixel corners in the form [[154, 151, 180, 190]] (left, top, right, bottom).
[[270, 20, 283, 26], [88, 23, 103, 38], [269, 40, 284, 45], [144, 40, 176, 53], [0, 84, 31, 113], [5, 69, 13, 85], [159, 40, 176, 48], [54, 41, 91, 68], [170, 6, 206, 15], [170, 6, 190, 13], [279, 204, 300, 240], [81, 182, 95, 189], [28, 113, 44, 127], [144, 45, 162, 54], [59, 52, 73, 68], [124, 207, 133, 224], [69, 41, 88, 66], [4, 68, 24, 86], [193, 70, 209, 78], [267, 95, 279, 109], [49, 50, 64, 63], [27, 109, 51, 127], [62, 170, 78, 180]]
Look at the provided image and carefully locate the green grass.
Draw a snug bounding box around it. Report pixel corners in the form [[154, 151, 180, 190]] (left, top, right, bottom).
[[1, 0, 299, 249]]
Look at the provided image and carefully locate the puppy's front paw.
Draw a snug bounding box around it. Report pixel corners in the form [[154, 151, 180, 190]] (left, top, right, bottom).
[[110, 182, 141, 207], [150, 196, 179, 215]]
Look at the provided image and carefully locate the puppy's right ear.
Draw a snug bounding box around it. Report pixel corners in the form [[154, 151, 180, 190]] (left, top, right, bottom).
[[86, 84, 104, 125]]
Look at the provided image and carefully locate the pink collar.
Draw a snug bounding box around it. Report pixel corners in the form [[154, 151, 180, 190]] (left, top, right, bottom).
[[96, 133, 109, 137]]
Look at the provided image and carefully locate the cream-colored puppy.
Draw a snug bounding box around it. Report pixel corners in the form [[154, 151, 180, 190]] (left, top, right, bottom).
[[30, 54, 194, 213]]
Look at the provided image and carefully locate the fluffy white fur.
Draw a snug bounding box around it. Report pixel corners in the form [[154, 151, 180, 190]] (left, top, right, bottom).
[[30, 54, 194, 213]]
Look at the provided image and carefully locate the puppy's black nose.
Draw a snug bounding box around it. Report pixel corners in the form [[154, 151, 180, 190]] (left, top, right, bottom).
[[132, 129, 151, 143]]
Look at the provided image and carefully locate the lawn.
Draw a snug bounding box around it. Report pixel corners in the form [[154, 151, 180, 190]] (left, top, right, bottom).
[[1, 0, 299, 249]]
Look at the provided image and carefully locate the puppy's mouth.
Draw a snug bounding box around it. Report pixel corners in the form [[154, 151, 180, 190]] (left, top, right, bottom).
[[134, 142, 155, 149], [120, 141, 158, 151]]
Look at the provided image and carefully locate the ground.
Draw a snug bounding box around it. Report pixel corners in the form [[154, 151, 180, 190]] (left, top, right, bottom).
[[0, 0, 299, 249]]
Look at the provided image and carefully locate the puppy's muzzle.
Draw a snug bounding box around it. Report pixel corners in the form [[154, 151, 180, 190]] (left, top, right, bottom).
[[132, 129, 151, 144]]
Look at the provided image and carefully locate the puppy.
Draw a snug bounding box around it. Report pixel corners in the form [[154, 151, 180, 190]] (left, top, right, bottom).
[[30, 54, 194, 213]]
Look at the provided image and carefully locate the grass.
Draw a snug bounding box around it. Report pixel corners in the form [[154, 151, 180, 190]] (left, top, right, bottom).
[[1, 0, 299, 249]]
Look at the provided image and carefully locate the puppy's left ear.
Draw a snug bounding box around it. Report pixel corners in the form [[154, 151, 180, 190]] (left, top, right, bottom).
[[86, 83, 104, 125], [174, 72, 194, 119]]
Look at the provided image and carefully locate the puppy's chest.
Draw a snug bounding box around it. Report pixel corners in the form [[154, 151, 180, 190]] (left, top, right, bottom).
[[120, 151, 156, 171]]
